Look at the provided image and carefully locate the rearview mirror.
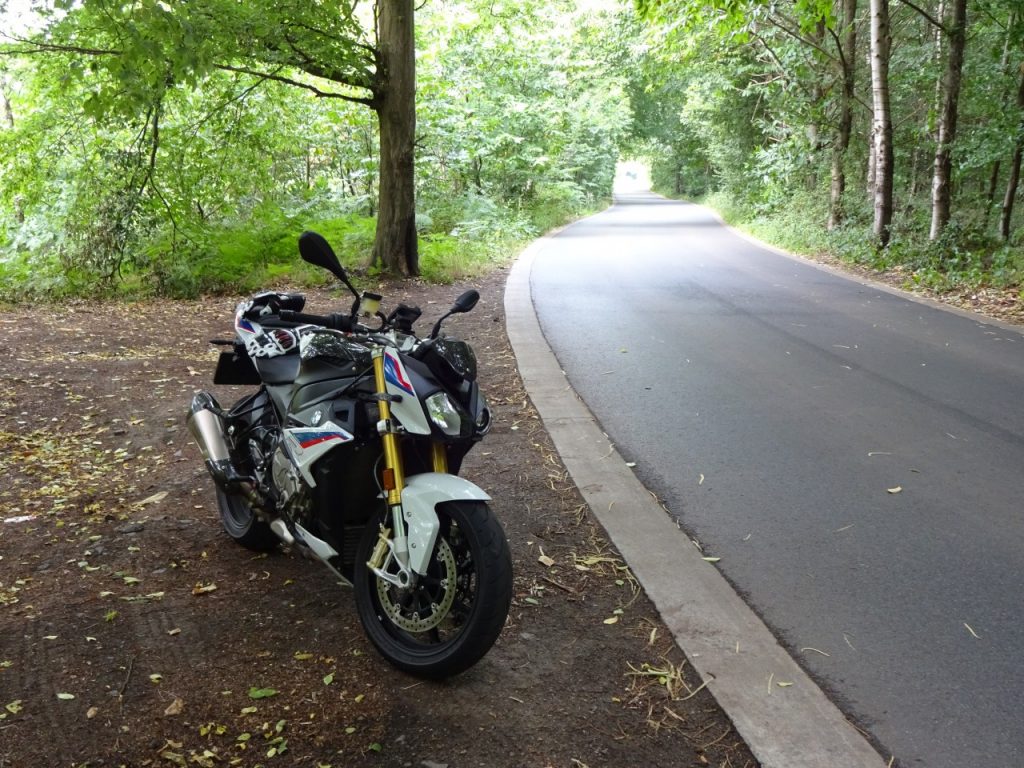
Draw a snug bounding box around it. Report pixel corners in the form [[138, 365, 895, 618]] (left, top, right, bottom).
[[451, 289, 480, 314], [298, 231, 347, 283]]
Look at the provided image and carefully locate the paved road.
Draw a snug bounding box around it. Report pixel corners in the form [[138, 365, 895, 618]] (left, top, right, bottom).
[[529, 192, 1024, 768]]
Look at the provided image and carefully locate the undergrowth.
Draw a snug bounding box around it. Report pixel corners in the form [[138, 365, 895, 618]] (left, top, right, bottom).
[[0, 191, 600, 301], [694, 189, 1024, 299]]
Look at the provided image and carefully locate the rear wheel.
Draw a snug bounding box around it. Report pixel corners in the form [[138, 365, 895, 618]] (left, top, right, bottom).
[[216, 391, 278, 552], [216, 488, 278, 552], [353, 500, 512, 678]]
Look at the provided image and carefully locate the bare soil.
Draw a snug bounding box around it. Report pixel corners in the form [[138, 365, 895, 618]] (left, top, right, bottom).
[[0, 266, 758, 768]]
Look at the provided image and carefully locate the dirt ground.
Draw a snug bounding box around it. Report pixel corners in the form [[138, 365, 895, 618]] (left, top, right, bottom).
[[0, 265, 759, 768]]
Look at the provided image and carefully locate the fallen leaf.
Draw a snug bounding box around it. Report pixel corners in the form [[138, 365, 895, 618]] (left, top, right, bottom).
[[167, 628, 181, 636], [5, 700, 22, 714], [191, 582, 217, 595], [86, 706, 99, 719], [800, 647, 831, 657], [293, 652, 314, 661], [964, 623, 981, 639], [323, 673, 335, 686], [136, 491, 168, 506], [56, 693, 75, 701], [625, 462, 636, 468], [240, 706, 257, 715], [703, 557, 721, 563], [247, 687, 278, 700], [776, 681, 794, 688], [164, 698, 184, 716], [603, 616, 619, 625], [887, 486, 902, 494], [537, 550, 555, 568], [149, 674, 163, 684]]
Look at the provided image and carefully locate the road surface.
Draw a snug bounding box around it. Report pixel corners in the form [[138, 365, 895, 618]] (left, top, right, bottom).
[[529, 191, 1024, 768]]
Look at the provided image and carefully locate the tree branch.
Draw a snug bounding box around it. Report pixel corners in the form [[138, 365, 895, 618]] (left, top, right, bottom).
[[894, 0, 946, 32], [1, 33, 377, 106], [748, 31, 819, 103], [762, 15, 839, 64], [213, 63, 375, 105]]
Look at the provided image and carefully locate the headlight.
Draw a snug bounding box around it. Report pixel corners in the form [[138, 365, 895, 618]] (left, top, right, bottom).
[[425, 392, 462, 436], [474, 391, 491, 436]]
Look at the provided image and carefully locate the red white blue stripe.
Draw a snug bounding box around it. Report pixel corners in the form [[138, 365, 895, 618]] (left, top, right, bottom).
[[383, 352, 415, 396], [293, 430, 351, 449]]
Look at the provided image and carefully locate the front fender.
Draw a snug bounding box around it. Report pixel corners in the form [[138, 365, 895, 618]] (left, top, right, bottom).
[[403, 473, 491, 575]]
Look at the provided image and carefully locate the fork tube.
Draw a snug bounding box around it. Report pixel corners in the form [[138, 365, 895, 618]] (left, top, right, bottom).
[[431, 442, 449, 473], [372, 349, 406, 503]]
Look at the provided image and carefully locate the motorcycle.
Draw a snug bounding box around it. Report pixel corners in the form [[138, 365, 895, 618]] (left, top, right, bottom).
[[186, 231, 513, 678]]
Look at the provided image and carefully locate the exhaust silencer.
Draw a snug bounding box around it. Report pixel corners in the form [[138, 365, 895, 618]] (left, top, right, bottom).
[[187, 392, 231, 463], [187, 391, 243, 490]]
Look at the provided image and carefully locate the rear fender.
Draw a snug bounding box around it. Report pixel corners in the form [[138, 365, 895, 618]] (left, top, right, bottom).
[[402, 473, 491, 575]]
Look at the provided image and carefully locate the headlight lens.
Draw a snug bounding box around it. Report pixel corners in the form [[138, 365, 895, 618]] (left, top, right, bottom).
[[425, 392, 462, 436]]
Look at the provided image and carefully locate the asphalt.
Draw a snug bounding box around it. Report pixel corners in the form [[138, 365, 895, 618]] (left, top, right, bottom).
[[504, 223, 888, 768]]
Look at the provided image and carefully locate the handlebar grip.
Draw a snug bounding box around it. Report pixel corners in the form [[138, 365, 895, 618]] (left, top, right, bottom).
[[279, 310, 352, 332]]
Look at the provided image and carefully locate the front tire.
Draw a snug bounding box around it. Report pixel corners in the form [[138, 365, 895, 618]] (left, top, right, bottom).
[[354, 500, 512, 678]]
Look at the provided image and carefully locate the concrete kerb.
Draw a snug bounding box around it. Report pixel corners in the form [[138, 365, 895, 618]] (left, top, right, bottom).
[[503, 225, 888, 768]]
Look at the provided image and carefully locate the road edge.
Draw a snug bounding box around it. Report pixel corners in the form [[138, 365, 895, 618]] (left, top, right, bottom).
[[503, 225, 888, 768]]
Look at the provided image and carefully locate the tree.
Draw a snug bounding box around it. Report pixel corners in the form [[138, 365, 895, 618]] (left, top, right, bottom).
[[869, 0, 893, 246], [372, 1, 417, 275], [3, 0, 421, 275], [929, 0, 967, 240], [828, 0, 858, 230], [1000, 63, 1024, 241]]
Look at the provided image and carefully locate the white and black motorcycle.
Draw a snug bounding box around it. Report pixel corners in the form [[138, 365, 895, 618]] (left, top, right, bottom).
[[186, 231, 512, 678]]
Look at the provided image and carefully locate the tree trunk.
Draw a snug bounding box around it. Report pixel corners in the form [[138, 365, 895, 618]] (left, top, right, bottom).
[[986, 161, 1001, 213], [1, 80, 14, 130], [870, 0, 894, 246], [986, 11, 1016, 226], [999, 64, 1024, 241], [372, 0, 418, 276], [929, 0, 967, 240], [867, 125, 876, 199], [828, 0, 857, 230]]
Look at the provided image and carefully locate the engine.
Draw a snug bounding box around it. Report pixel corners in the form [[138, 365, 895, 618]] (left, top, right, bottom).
[[271, 446, 307, 513]]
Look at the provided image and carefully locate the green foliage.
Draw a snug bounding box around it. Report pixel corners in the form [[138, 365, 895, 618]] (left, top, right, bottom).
[[1, 0, 624, 298], [635, 0, 1024, 294]]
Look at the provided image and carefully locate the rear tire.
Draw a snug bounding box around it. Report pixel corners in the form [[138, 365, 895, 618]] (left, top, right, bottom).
[[353, 500, 512, 678], [216, 488, 279, 552]]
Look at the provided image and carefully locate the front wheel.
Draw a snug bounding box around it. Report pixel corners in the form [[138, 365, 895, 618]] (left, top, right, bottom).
[[353, 500, 513, 678]]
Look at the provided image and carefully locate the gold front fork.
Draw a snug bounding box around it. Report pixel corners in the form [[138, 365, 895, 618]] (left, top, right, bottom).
[[371, 348, 409, 571], [371, 348, 406, 505]]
